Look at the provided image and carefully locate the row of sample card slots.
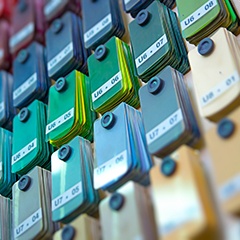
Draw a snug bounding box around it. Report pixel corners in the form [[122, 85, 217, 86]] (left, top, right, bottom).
[[0, 0, 240, 239]]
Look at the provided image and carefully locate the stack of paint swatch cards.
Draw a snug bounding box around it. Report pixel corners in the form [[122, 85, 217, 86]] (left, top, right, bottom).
[[176, 0, 240, 45], [0, 195, 12, 240], [53, 214, 101, 240], [13, 42, 50, 109], [128, 1, 189, 82], [150, 146, 219, 239], [88, 37, 140, 114], [122, 0, 175, 17], [93, 102, 152, 192], [51, 136, 101, 223], [205, 107, 240, 216], [100, 181, 158, 240], [12, 166, 60, 240], [46, 11, 89, 81], [10, 0, 46, 55], [44, 0, 81, 23], [188, 27, 240, 122], [139, 66, 200, 158], [0, 20, 11, 71], [82, 0, 125, 50], [0, 71, 15, 131], [12, 100, 53, 175], [46, 70, 95, 147], [0, 128, 17, 197]]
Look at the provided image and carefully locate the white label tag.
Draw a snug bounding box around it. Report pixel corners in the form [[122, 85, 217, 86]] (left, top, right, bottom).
[[146, 109, 183, 145], [13, 73, 37, 100], [14, 208, 42, 238], [44, 0, 62, 16], [124, 0, 131, 4], [135, 34, 167, 68], [94, 150, 128, 189], [47, 42, 73, 71], [200, 71, 239, 107], [160, 205, 202, 235], [84, 14, 112, 43], [0, 102, 4, 113], [134, 237, 144, 240], [52, 182, 82, 212], [92, 72, 122, 102], [10, 23, 34, 48], [219, 175, 240, 201], [0, 49, 3, 59], [12, 139, 37, 165], [46, 108, 74, 135], [181, 0, 218, 31]]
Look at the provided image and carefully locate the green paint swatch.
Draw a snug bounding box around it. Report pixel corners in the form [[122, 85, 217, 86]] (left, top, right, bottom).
[[88, 37, 140, 114], [46, 70, 96, 147], [129, 1, 189, 82]]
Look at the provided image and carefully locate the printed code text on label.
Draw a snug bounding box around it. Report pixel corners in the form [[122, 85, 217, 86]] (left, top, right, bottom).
[[14, 209, 42, 238], [200, 71, 239, 107], [46, 108, 74, 135], [181, 0, 217, 31], [47, 43, 73, 71], [52, 182, 82, 211], [92, 72, 122, 102], [135, 34, 167, 68], [12, 139, 37, 165], [84, 14, 112, 43], [94, 150, 128, 189], [13, 73, 37, 100], [146, 109, 183, 145]]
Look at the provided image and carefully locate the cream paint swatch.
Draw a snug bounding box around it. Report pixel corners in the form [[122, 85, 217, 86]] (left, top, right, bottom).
[[150, 145, 219, 240], [53, 214, 101, 240], [205, 106, 240, 216], [100, 181, 158, 240], [188, 27, 240, 122], [12, 167, 55, 240]]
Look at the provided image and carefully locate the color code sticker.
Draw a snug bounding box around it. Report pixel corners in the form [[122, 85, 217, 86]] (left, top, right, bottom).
[[10, 23, 34, 48], [47, 42, 73, 71], [92, 72, 122, 102], [0, 49, 3, 59], [0, 102, 4, 114], [52, 182, 82, 211], [160, 204, 202, 235], [12, 139, 37, 165], [44, 0, 61, 16], [180, 0, 218, 31], [124, 0, 131, 4], [146, 109, 183, 145], [219, 175, 240, 201], [94, 150, 128, 189], [84, 14, 112, 43], [135, 34, 167, 68], [200, 71, 239, 107], [46, 108, 74, 134], [14, 208, 42, 238], [13, 73, 37, 100]]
